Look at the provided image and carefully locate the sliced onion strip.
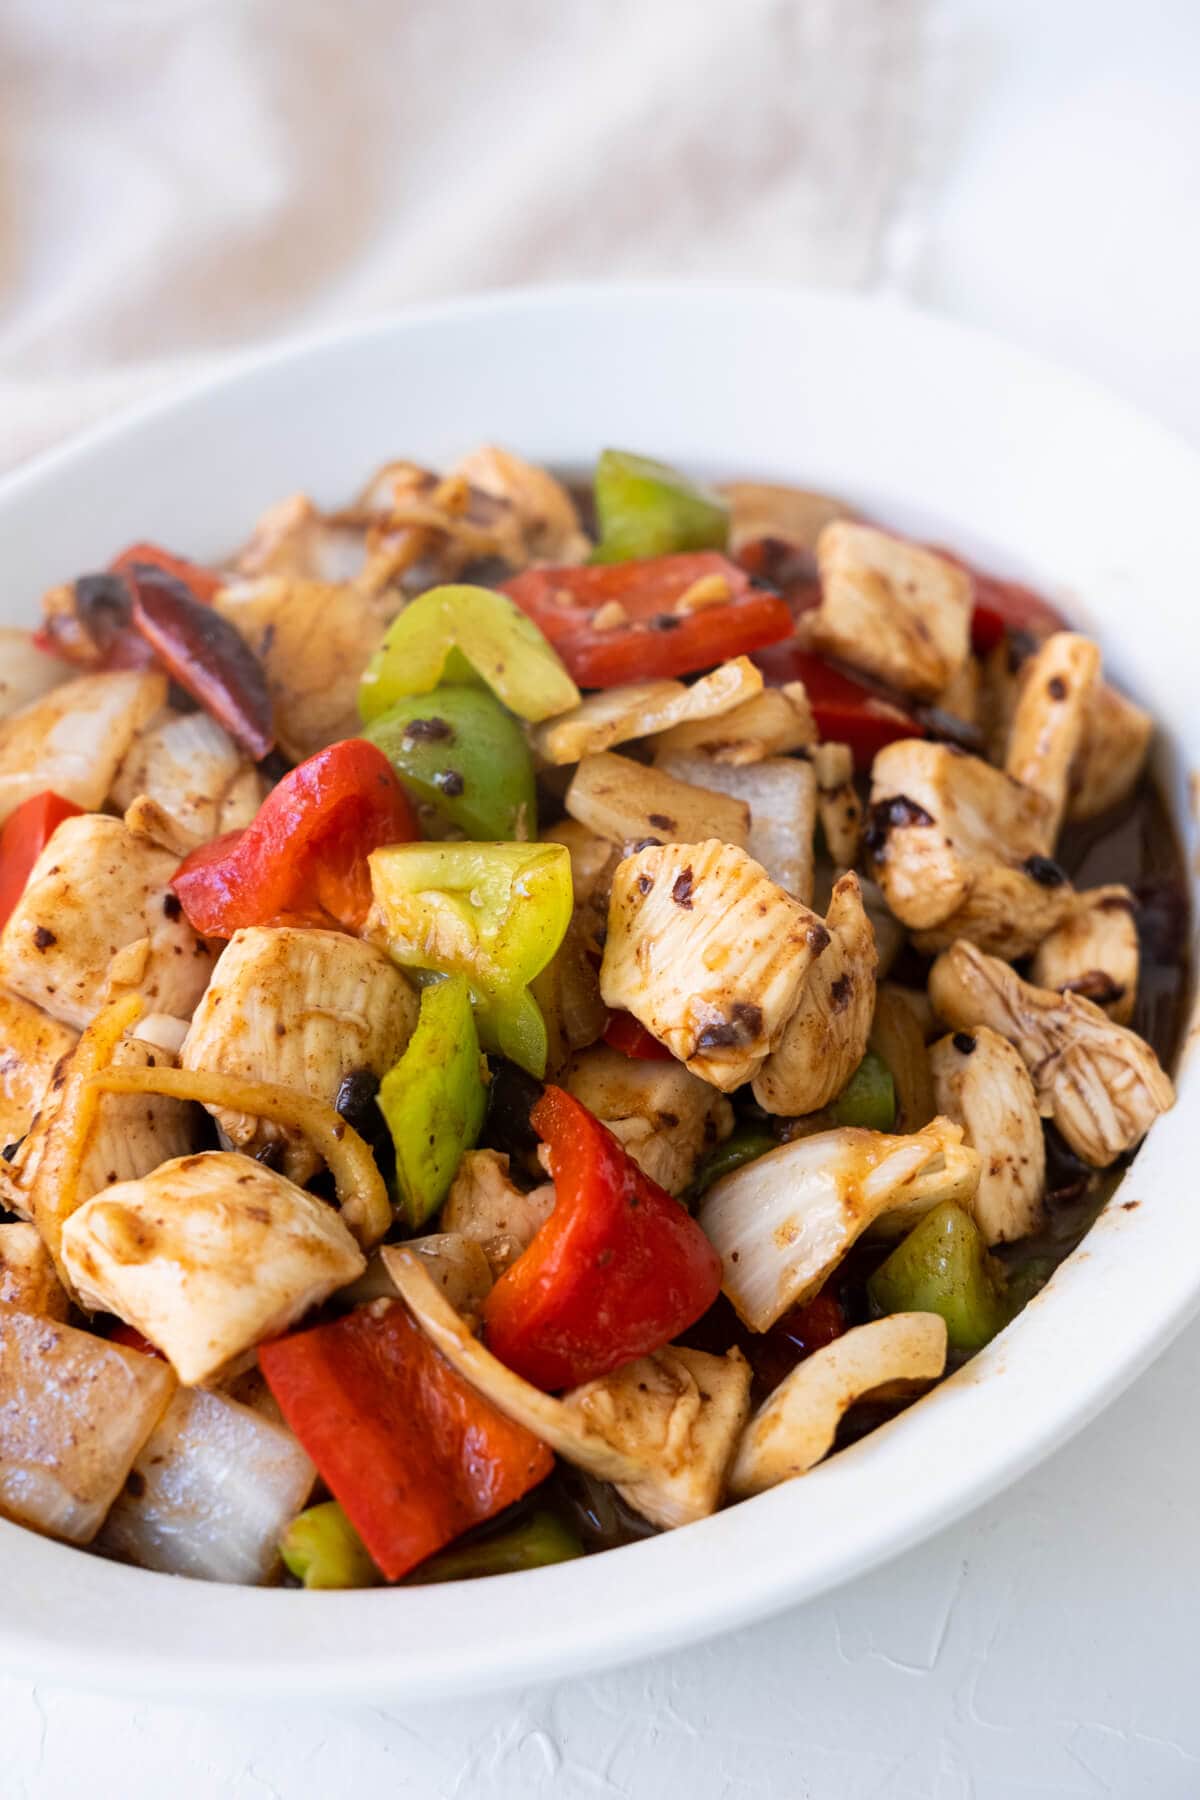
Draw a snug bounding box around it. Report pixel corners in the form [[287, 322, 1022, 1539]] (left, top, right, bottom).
[[83, 1065, 390, 1247]]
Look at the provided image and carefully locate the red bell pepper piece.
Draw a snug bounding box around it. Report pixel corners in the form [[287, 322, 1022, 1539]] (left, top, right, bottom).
[[260, 1300, 553, 1582], [172, 739, 415, 937], [602, 1010, 674, 1060], [482, 1085, 723, 1390], [0, 792, 83, 930], [753, 642, 925, 770], [111, 542, 224, 605], [501, 553, 793, 687]]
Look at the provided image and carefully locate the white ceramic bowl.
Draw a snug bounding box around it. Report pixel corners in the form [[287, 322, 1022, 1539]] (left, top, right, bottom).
[[0, 286, 1196, 1700]]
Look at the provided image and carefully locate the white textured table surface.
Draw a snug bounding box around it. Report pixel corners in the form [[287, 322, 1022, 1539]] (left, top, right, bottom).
[[7, 4, 1200, 1794]]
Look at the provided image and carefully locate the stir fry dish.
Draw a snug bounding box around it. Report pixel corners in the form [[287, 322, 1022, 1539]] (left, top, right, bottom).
[[0, 448, 1187, 1588]]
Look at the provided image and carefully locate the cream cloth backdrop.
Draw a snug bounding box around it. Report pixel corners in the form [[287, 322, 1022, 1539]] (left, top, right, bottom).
[[0, 0, 922, 472]]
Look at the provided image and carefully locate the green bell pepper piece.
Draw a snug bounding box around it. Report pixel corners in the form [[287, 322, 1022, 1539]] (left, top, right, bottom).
[[358, 585, 580, 726], [591, 449, 730, 563], [830, 1050, 897, 1131], [280, 1500, 379, 1589], [692, 1125, 777, 1199], [363, 686, 537, 842], [378, 974, 487, 1228], [868, 1201, 1010, 1354], [406, 1510, 582, 1584], [369, 841, 573, 1077]]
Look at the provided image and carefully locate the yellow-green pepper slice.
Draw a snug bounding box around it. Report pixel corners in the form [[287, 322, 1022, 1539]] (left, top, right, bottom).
[[280, 1500, 379, 1589], [406, 1510, 582, 1583], [378, 974, 487, 1228], [868, 1201, 1009, 1354], [358, 585, 579, 725], [369, 841, 573, 1077], [830, 1050, 896, 1131], [591, 449, 730, 563], [363, 685, 537, 842]]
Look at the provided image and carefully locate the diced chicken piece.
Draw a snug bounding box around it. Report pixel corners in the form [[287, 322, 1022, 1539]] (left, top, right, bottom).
[[7, 1033, 196, 1279], [1067, 680, 1154, 821], [866, 740, 1074, 958], [96, 1385, 316, 1583], [655, 752, 816, 902], [813, 742, 862, 870], [753, 874, 877, 1117], [111, 709, 266, 856], [1031, 886, 1140, 1025], [535, 658, 762, 764], [929, 1027, 1046, 1244], [652, 682, 816, 765], [61, 1151, 366, 1385], [601, 840, 831, 1092], [0, 630, 72, 720], [567, 1346, 752, 1529], [232, 492, 368, 584], [566, 753, 750, 854], [180, 927, 417, 1183], [440, 1149, 555, 1274], [450, 445, 591, 563], [0, 669, 166, 826], [215, 577, 397, 763], [0, 988, 77, 1148], [0, 813, 216, 1029], [720, 482, 858, 565], [0, 1223, 69, 1320], [1004, 633, 1102, 849], [728, 1315, 948, 1499], [809, 524, 972, 700], [565, 1045, 734, 1195], [343, 459, 573, 588], [929, 940, 1174, 1167], [0, 1306, 175, 1544], [698, 1119, 980, 1330]]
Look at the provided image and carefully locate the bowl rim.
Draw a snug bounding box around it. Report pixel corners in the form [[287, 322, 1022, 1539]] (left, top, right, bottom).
[[0, 281, 1196, 1702]]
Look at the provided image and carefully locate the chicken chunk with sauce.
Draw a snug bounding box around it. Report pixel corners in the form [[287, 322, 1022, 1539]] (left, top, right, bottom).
[[0, 988, 77, 1149], [61, 1151, 366, 1386], [0, 669, 166, 827], [808, 524, 973, 700], [600, 840, 831, 1091], [752, 873, 877, 1118], [440, 1149, 556, 1274], [929, 939, 1174, 1167], [1031, 886, 1140, 1024], [565, 1045, 734, 1195], [866, 739, 1075, 958], [111, 709, 265, 856], [180, 927, 418, 1183], [0, 813, 216, 1031], [929, 1026, 1046, 1244]]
